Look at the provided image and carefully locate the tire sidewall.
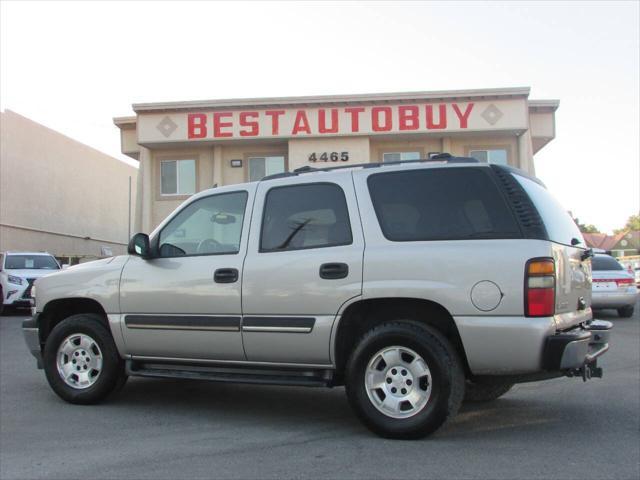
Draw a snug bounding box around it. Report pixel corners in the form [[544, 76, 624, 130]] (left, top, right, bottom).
[[43, 314, 123, 404], [346, 323, 459, 439]]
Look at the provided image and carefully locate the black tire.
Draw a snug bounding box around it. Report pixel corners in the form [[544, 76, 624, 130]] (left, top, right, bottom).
[[617, 306, 634, 318], [43, 313, 127, 404], [345, 321, 465, 439], [464, 380, 514, 403], [0, 287, 4, 316]]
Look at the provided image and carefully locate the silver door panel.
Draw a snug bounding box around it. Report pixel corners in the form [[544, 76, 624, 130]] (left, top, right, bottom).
[[240, 315, 335, 364]]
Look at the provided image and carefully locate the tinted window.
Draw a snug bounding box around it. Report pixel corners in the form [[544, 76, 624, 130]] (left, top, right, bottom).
[[5, 255, 59, 270], [367, 168, 521, 241], [261, 183, 352, 252], [514, 174, 584, 247], [159, 191, 248, 256], [592, 255, 623, 271]]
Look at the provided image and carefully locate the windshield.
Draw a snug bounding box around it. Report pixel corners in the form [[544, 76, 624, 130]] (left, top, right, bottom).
[[5, 255, 60, 270], [592, 255, 623, 271]]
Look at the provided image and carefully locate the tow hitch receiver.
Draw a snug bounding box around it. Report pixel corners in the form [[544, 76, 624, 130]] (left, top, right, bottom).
[[566, 361, 604, 382]]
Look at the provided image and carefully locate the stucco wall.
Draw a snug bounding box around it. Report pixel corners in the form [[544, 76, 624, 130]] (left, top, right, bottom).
[[0, 110, 137, 256]]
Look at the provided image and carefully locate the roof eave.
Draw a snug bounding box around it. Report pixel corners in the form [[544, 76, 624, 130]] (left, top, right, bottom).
[[131, 87, 532, 113]]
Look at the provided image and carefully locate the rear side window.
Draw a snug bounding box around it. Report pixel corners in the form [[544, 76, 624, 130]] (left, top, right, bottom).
[[261, 183, 352, 252], [513, 174, 584, 247], [367, 168, 521, 241], [592, 255, 623, 271]]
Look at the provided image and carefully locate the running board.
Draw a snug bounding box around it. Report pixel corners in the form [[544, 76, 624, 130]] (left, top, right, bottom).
[[125, 360, 333, 387]]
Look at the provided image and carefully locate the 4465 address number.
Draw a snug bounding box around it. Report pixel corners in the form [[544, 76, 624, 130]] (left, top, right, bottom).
[[308, 152, 349, 162]]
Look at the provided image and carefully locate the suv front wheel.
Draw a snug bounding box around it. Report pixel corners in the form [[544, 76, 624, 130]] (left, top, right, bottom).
[[43, 314, 127, 404], [345, 321, 464, 439]]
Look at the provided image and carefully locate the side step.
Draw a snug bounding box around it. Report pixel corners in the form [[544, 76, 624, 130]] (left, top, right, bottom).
[[126, 360, 334, 387]]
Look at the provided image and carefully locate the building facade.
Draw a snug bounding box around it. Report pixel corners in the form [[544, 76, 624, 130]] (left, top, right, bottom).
[[114, 87, 558, 234], [1, 110, 137, 261]]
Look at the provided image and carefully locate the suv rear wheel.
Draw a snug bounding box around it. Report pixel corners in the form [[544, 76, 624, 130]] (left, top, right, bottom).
[[345, 321, 464, 439], [43, 313, 127, 404]]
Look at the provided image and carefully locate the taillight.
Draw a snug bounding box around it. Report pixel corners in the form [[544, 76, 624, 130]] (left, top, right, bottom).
[[593, 277, 634, 286], [525, 258, 555, 317]]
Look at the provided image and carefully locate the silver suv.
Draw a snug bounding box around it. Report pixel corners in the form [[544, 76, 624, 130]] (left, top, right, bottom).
[[23, 155, 612, 439]]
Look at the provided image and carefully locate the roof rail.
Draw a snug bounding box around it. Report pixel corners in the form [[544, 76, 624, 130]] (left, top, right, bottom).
[[261, 153, 479, 181]]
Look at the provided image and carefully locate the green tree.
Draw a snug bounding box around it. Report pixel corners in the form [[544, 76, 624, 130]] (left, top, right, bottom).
[[571, 213, 601, 234], [614, 214, 640, 234]]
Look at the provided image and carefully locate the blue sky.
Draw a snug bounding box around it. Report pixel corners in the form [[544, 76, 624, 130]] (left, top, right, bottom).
[[1, 1, 638, 232]]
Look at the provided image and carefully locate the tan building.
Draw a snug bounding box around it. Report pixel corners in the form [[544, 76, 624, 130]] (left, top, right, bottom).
[[114, 87, 558, 233], [1, 110, 137, 260]]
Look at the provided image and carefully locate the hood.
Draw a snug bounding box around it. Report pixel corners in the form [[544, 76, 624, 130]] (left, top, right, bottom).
[[4, 269, 59, 279], [34, 256, 119, 283], [33, 255, 130, 313]]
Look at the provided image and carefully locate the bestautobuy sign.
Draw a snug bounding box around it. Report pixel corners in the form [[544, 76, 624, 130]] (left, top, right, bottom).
[[137, 100, 527, 144]]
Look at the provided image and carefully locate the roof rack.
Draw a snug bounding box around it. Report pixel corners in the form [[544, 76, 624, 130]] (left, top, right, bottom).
[[261, 153, 479, 181]]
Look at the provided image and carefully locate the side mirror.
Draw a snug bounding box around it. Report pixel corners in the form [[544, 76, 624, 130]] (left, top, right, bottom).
[[62, 264, 69, 270], [128, 233, 152, 259]]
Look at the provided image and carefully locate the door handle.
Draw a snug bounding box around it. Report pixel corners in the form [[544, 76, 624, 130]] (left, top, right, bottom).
[[319, 263, 349, 280], [214, 268, 239, 283]]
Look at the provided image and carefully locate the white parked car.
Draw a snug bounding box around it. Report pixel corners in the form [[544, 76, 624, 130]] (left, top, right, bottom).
[[0, 252, 61, 314], [591, 254, 638, 317]]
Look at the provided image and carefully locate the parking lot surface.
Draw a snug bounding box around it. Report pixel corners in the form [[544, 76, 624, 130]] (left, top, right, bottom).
[[1, 304, 639, 480]]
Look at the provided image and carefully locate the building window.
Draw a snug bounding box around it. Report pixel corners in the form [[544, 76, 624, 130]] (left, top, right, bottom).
[[469, 149, 508, 165], [161, 159, 196, 195], [248, 156, 286, 182], [382, 152, 421, 162]]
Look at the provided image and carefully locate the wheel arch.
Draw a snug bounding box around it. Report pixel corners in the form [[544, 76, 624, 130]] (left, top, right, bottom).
[[332, 297, 471, 384], [38, 297, 109, 345]]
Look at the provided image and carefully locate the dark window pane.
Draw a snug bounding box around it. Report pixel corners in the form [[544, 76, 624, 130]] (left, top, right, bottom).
[[261, 183, 352, 252], [367, 168, 521, 241], [592, 255, 623, 271], [161, 161, 177, 194]]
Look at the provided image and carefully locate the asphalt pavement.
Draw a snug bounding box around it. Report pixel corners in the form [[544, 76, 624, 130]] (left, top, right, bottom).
[[1, 303, 638, 480]]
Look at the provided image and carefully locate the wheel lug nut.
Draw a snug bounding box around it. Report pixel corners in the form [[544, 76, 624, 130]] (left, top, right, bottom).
[[391, 387, 397, 393], [72, 359, 76, 364], [75, 352, 79, 356], [386, 378, 392, 384], [406, 379, 412, 386], [401, 369, 407, 376], [391, 369, 397, 375], [401, 388, 407, 395]]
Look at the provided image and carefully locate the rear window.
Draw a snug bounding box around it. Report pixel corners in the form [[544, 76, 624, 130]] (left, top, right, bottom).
[[367, 168, 521, 241], [514, 173, 584, 247], [592, 255, 623, 271]]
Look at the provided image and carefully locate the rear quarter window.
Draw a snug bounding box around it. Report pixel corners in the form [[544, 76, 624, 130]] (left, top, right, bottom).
[[367, 167, 521, 241], [513, 173, 584, 247], [592, 255, 623, 271]]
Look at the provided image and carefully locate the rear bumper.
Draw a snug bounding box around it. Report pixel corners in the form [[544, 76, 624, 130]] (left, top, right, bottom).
[[22, 315, 43, 369], [592, 290, 638, 309], [542, 319, 612, 371]]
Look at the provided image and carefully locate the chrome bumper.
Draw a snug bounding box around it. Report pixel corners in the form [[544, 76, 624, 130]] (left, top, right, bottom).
[[543, 319, 612, 379], [22, 315, 43, 369]]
